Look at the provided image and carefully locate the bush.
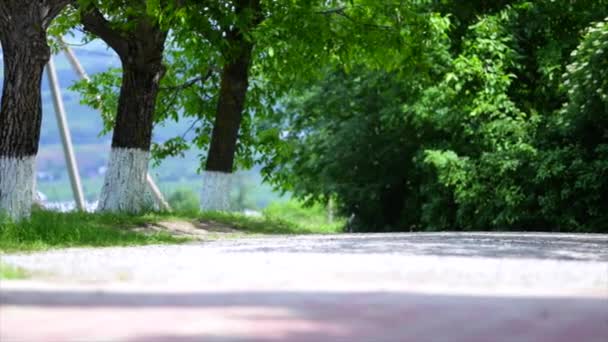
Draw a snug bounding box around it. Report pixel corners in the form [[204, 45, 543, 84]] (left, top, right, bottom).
[[261, 7, 608, 232], [168, 189, 200, 214], [263, 200, 344, 233]]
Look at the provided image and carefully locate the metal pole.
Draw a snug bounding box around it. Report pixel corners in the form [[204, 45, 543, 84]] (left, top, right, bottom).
[[61, 41, 172, 212], [46, 57, 86, 211], [62, 44, 90, 81], [146, 174, 172, 212]]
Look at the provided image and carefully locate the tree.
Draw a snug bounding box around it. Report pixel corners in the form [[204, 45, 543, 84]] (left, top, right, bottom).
[[422, 2, 608, 230], [74, 1, 434, 212], [263, 67, 450, 231], [73, 0, 170, 212], [257, 9, 452, 231], [419, 9, 538, 229], [185, 0, 263, 211], [531, 17, 608, 230], [169, 0, 442, 211], [259, 1, 608, 232], [0, 0, 70, 220]]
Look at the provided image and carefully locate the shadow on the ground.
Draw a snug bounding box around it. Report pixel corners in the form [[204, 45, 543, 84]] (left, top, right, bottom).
[[1, 290, 606, 342], [214, 233, 608, 261]]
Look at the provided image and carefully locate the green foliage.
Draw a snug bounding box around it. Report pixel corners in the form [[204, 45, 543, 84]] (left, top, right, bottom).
[[66, 1, 451, 172], [255, 3, 452, 231], [530, 17, 608, 230], [262, 64, 450, 231], [199, 200, 343, 235], [263, 3, 608, 232], [417, 5, 608, 231], [0, 263, 28, 280], [70, 68, 122, 135], [168, 189, 200, 214], [40, 1, 608, 232], [561, 18, 608, 142], [263, 200, 344, 233], [418, 8, 540, 229], [0, 210, 188, 252], [0, 201, 339, 253]]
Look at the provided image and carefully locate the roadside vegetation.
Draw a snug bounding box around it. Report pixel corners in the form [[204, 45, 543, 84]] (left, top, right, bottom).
[[201, 200, 344, 235], [0, 199, 344, 253], [0, 210, 187, 253], [0, 262, 28, 279], [262, 3, 608, 233], [170, 188, 344, 234], [3, 1, 604, 234]]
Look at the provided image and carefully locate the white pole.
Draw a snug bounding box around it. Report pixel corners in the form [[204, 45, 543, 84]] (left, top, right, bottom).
[[46, 56, 86, 211], [62, 45, 90, 81], [146, 174, 172, 212], [61, 41, 172, 212]]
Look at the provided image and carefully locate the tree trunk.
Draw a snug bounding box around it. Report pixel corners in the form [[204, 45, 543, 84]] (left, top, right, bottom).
[[79, 7, 168, 213], [0, 2, 55, 220], [199, 0, 262, 212], [200, 44, 253, 211], [97, 63, 164, 213]]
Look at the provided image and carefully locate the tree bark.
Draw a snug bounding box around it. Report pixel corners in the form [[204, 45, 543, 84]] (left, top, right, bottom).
[[111, 64, 164, 151], [0, 0, 68, 220], [200, 40, 253, 211], [205, 45, 253, 173], [80, 7, 167, 213], [0, 30, 47, 158], [97, 63, 165, 212]]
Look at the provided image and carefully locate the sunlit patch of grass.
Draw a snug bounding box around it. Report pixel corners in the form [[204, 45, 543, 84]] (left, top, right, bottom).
[[0, 209, 189, 253], [0, 262, 28, 279], [199, 200, 345, 235], [0, 199, 344, 253]]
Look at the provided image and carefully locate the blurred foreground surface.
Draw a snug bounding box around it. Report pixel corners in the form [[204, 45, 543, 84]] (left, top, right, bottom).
[[1, 232, 607, 341]]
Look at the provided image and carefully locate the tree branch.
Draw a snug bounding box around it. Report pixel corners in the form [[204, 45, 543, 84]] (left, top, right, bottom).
[[180, 117, 203, 140], [160, 67, 216, 91], [77, 3, 128, 55], [42, 0, 72, 28]]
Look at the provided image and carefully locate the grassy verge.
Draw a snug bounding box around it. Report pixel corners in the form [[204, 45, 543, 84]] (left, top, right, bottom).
[[199, 200, 345, 235], [0, 210, 189, 253], [0, 200, 344, 253], [0, 262, 28, 279]]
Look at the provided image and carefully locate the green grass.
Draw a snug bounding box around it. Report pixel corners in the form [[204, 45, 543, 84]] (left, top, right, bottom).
[[0, 262, 28, 279], [263, 200, 344, 232], [0, 210, 189, 253], [199, 200, 345, 235], [0, 200, 344, 253]]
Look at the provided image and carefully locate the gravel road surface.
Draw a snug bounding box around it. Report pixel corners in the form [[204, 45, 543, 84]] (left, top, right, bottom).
[[1, 232, 607, 341]]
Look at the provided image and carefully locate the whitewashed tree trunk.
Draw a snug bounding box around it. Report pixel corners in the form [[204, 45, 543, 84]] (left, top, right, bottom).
[[200, 7, 258, 214], [97, 148, 150, 213], [0, 2, 69, 221], [200, 170, 233, 211], [0, 157, 36, 220], [80, 10, 167, 214]]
